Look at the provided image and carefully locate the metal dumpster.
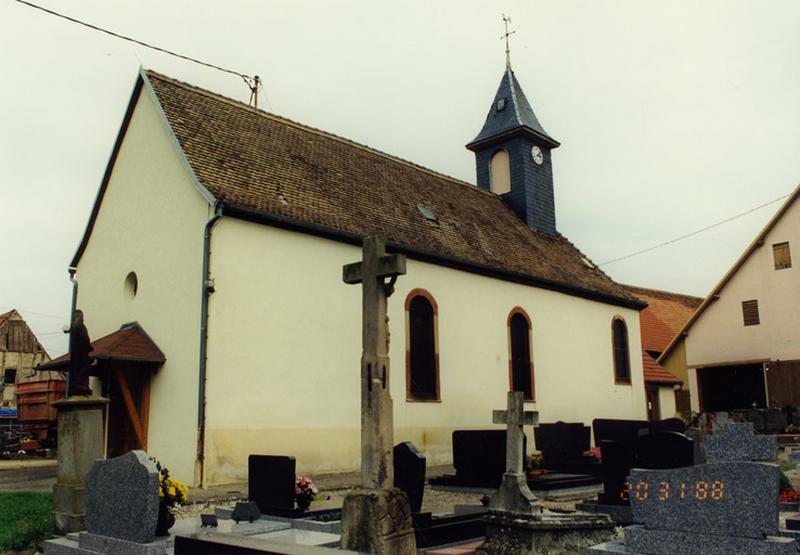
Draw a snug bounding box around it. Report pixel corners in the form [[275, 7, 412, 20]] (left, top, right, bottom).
[[16, 379, 66, 450]]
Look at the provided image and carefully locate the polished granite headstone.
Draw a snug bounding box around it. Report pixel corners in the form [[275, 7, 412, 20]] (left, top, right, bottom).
[[44, 450, 166, 555], [588, 462, 797, 554], [629, 463, 777, 538], [85, 450, 160, 543], [705, 422, 777, 462], [394, 441, 426, 513], [248, 455, 298, 516]]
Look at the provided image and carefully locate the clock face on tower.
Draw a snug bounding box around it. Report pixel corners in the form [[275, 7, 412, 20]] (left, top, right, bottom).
[[531, 145, 544, 165]]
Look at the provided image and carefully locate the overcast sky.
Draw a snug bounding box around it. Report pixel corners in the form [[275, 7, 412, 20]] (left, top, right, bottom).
[[1, 0, 799, 357]]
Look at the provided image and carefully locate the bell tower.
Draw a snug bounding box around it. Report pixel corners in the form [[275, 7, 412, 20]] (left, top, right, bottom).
[[466, 60, 560, 236]]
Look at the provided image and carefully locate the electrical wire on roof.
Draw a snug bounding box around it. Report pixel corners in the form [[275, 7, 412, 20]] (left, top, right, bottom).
[[598, 192, 790, 267], [12, 0, 267, 109]]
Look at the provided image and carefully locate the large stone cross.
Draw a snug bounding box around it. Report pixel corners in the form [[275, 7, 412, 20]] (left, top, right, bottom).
[[343, 237, 407, 489], [490, 391, 541, 515]]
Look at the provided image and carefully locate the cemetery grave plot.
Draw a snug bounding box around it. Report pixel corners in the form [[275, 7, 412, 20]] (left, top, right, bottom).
[[589, 463, 797, 555]]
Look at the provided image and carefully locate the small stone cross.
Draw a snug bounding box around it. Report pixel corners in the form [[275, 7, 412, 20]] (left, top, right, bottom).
[[490, 391, 541, 515], [343, 237, 407, 489], [493, 391, 538, 475]]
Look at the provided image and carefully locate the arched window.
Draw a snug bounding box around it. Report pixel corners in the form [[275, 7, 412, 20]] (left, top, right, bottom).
[[405, 289, 440, 401], [508, 308, 534, 400], [490, 150, 511, 195], [612, 317, 631, 384]]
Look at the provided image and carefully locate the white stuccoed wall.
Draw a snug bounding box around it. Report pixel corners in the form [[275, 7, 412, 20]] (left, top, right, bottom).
[[203, 219, 647, 485], [75, 85, 210, 485], [686, 200, 800, 367]]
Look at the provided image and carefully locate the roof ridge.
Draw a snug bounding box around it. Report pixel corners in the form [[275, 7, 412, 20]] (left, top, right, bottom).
[[144, 70, 501, 202], [623, 284, 703, 302]]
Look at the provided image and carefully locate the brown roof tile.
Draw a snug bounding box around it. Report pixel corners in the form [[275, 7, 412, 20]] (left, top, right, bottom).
[[40, 322, 164, 369], [626, 286, 702, 353], [641, 350, 682, 385], [142, 71, 642, 309]]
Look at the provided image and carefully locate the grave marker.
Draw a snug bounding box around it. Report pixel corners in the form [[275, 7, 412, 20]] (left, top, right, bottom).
[[85, 450, 160, 544], [705, 422, 777, 462]]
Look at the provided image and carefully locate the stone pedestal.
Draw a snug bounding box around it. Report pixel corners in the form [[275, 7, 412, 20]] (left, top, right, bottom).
[[478, 509, 615, 555], [51, 396, 108, 535], [340, 487, 416, 554]]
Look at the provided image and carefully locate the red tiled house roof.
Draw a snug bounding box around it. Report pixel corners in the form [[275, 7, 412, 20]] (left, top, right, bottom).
[[626, 286, 703, 385]]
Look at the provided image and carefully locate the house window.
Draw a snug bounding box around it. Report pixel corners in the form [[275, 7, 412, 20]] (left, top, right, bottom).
[[742, 300, 760, 326], [612, 318, 631, 384], [405, 289, 440, 401], [3, 368, 16, 385], [773, 242, 791, 270], [490, 150, 511, 195], [508, 308, 534, 401]]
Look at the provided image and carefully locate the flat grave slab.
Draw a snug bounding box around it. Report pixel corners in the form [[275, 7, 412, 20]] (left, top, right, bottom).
[[250, 528, 341, 547]]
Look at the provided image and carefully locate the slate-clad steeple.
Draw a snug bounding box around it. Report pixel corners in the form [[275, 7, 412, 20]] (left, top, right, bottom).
[[467, 63, 560, 236]]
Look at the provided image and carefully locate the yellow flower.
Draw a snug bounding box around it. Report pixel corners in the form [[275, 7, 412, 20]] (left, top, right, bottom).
[[168, 486, 176, 497]]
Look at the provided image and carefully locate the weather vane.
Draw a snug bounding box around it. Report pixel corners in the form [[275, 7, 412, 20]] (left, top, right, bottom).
[[501, 14, 516, 66]]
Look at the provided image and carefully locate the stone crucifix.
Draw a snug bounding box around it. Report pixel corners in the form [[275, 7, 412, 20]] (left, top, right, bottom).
[[490, 391, 542, 515], [343, 236, 407, 489]]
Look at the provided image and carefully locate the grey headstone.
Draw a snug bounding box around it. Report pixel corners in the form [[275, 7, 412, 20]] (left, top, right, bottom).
[[85, 450, 159, 543], [624, 525, 796, 555], [628, 462, 779, 539], [705, 422, 777, 462], [788, 450, 800, 465]]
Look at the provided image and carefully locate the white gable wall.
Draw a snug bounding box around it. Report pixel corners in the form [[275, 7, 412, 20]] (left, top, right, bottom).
[[204, 219, 646, 485], [75, 86, 211, 484], [685, 200, 800, 368]]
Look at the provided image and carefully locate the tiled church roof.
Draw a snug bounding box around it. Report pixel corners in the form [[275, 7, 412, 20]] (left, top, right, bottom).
[[80, 70, 644, 309], [626, 285, 703, 353]]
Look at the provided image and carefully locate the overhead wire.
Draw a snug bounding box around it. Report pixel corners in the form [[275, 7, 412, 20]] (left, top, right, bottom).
[[598, 192, 791, 266], [11, 0, 264, 106]]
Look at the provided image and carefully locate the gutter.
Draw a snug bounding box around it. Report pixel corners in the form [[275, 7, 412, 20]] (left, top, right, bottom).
[[222, 203, 645, 311], [196, 203, 223, 487]]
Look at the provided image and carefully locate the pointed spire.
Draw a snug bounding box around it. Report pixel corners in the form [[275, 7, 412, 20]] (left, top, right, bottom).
[[466, 65, 559, 151]]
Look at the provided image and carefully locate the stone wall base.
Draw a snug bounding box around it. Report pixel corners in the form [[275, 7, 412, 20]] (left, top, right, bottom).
[[340, 487, 416, 554], [477, 509, 615, 555]]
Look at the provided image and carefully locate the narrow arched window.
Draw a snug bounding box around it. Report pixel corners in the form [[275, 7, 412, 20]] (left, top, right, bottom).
[[612, 317, 631, 384], [490, 150, 511, 195], [406, 290, 440, 401], [508, 308, 534, 400]]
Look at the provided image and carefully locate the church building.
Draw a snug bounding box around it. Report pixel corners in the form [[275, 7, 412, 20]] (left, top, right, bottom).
[[43, 63, 647, 486]]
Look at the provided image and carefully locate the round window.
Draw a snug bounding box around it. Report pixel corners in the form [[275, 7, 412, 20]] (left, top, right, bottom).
[[124, 272, 138, 299]]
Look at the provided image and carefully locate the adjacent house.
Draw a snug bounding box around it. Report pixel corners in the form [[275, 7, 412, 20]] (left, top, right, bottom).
[[659, 186, 800, 412], [42, 65, 649, 486], [0, 309, 52, 408], [625, 286, 703, 420]]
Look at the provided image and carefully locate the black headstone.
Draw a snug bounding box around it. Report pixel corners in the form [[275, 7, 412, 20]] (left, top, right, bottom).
[[635, 431, 695, 469], [452, 430, 525, 487], [394, 442, 426, 513], [597, 439, 638, 505], [597, 432, 694, 506], [248, 455, 296, 514], [534, 422, 590, 461], [593, 418, 650, 445], [648, 418, 685, 435]]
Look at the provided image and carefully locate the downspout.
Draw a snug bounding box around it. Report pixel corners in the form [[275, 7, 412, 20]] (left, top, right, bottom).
[[196, 203, 223, 487], [66, 267, 78, 396]]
